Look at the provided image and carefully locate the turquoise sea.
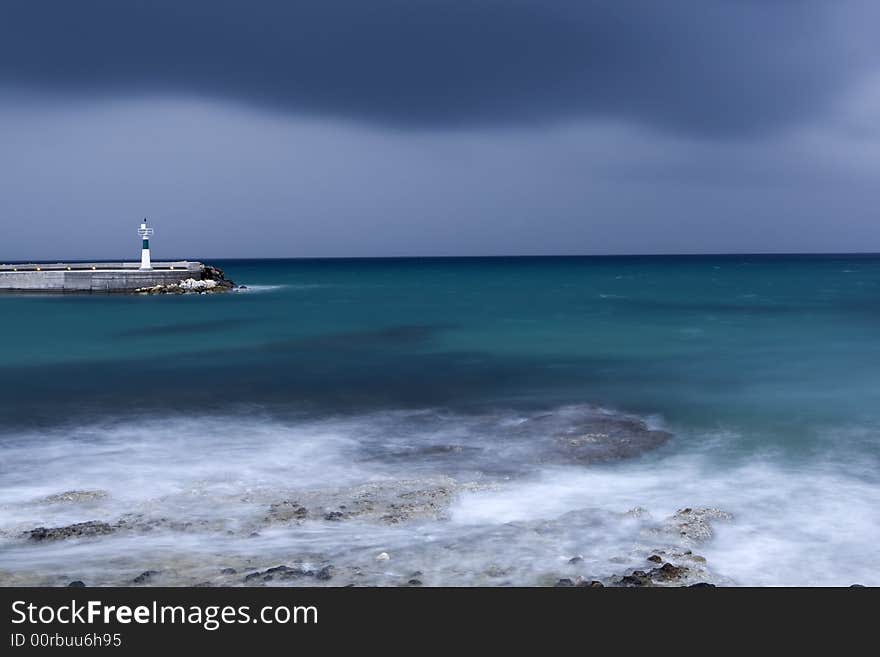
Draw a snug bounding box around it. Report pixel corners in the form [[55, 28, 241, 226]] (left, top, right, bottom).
[[1, 256, 879, 586]]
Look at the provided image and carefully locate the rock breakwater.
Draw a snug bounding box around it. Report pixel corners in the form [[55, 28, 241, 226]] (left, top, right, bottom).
[[135, 264, 241, 294]]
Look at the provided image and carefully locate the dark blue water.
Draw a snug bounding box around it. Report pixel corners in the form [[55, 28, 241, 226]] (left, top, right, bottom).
[[2, 256, 879, 585]]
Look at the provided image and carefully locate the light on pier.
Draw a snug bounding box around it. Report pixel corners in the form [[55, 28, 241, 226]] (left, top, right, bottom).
[[138, 219, 154, 270]]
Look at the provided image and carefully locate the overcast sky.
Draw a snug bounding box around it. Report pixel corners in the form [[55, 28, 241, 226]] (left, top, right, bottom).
[[2, 1, 879, 259]]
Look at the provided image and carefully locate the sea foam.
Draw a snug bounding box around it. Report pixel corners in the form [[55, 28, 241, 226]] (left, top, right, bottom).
[[0, 411, 877, 586]]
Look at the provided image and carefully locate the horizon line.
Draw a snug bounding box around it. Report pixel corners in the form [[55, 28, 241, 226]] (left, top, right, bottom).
[[3, 251, 880, 264]]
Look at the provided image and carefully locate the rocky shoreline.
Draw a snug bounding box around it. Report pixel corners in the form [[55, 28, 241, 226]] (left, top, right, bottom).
[[135, 264, 244, 294], [5, 480, 735, 588]]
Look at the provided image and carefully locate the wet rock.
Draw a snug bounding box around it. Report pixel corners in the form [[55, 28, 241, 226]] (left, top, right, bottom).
[[267, 501, 309, 522], [616, 562, 691, 587], [658, 549, 707, 566], [555, 578, 575, 587], [132, 570, 159, 584], [654, 507, 733, 544], [576, 580, 605, 588], [262, 477, 477, 529], [647, 555, 663, 564], [688, 582, 716, 588], [278, 568, 315, 580], [109, 513, 224, 535], [264, 565, 291, 575], [243, 564, 328, 583], [244, 567, 290, 582], [568, 556, 584, 564], [201, 265, 236, 289], [651, 562, 687, 581], [407, 579, 423, 587], [67, 581, 86, 588], [377, 482, 458, 523], [27, 521, 115, 542], [618, 573, 652, 587]]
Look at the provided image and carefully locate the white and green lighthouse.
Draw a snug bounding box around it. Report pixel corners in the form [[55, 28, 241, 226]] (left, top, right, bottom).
[[138, 218, 154, 270]]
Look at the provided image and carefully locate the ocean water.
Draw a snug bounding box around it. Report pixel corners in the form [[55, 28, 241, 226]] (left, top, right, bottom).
[[1, 255, 879, 586]]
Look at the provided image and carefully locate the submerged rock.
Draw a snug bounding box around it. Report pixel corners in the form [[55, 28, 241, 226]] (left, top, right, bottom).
[[27, 521, 115, 542], [38, 490, 108, 505], [242, 563, 334, 585], [112, 513, 223, 534], [263, 477, 472, 528], [659, 507, 734, 544], [550, 418, 670, 462], [381, 443, 483, 465], [511, 406, 672, 465], [22, 512, 231, 544], [266, 501, 309, 522], [244, 565, 303, 582], [132, 570, 159, 584]]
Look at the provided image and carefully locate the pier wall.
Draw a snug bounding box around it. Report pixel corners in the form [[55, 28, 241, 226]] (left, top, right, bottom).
[[0, 262, 203, 292]]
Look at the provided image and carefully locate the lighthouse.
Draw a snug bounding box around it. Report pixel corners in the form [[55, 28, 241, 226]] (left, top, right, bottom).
[[138, 219, 154, 270]]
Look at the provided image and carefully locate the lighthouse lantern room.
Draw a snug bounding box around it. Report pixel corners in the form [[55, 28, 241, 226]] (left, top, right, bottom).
[[138, 219, 154, 270]]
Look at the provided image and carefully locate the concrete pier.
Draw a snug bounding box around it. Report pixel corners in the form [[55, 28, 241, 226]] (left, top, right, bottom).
[[0, 261, 204, 292]]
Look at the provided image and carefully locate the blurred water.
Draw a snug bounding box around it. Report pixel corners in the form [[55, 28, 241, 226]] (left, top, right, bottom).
[[1, 255, 879, 585]]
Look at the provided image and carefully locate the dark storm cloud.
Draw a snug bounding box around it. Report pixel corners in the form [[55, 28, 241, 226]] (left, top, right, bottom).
[[1, 1, 876, 136]]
